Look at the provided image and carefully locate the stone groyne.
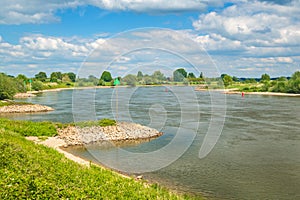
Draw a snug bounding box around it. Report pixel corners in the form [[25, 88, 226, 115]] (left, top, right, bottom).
[[0, 104, 54, 113], [57, 122, 163, 146]]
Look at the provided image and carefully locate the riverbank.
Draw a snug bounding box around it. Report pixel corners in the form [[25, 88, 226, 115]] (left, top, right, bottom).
[[224, 90, 300, 97], [0, 128, 192, 199]]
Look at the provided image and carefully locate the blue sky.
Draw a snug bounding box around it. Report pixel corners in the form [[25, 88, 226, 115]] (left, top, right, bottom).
[[0, 0, 300, 78]]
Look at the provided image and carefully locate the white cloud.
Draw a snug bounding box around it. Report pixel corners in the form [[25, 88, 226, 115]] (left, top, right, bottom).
[[190, 0, 300, 76], [87, 0, 210, 13], [0, 0, 224, 24], [0, 0, 83, 24]]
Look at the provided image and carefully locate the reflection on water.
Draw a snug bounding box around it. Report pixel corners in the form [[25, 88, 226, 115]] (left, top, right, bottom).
[[6, 87, 300, 200]]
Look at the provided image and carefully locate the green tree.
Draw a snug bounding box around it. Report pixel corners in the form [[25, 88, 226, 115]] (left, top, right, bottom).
[[67, 72, 76, 82], [187, 72, 196, 78], [100, 71, 113, 82], [0, 73, 19, 99], [173, 68, 187, 82], [261, 73, 270, 83], [272, 81, 287, 93], [152, 70, 166, 83], [287, 71, 300, 93], [122, 74, 137, 86], [199, 72, 204, 79], [137, 71, 143, 81], [277, 76, 288, 82], [35, 72, 47, 82], [62, 74, 71, 83], [50, 72, 62, 82], [16, 74, 28, 82], [31, 81, 44, 91], [232, 76, 239, 82], [222, 74, 233, 87], [87, 75, 99, 86]]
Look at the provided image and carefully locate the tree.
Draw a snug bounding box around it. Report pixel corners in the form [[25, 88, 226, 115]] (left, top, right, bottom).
[[67, 72, 76, 82], [122, 74, 137, 86], [187, 72, 196, 79], [232, 76, 239, 82], [261, 73, 270, 83], [287, 71, 300, 93], [35, 72, 47, 82], [199, 72, 204, 79], [173, 68, 187, 82], [0, 73, 18, 99], [62, 74, 71, 83], [50, 72, 62, 82], [88, 75, 99, 86], [152, 70, 166, 82], [31, 81, 44, 91], [277, 76, 288, 82], [222, 74, 233, 87], [137, 71, 143, 81], [100, 71, 112, 82], [16, 74, 28, 82]]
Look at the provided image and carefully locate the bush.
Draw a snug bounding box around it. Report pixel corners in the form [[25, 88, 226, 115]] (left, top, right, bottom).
[[31, 81, 44, 91]]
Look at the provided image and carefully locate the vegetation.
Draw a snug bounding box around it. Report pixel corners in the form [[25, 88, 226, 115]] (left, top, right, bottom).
[[75, 118, 117, 128], [0, 118, 197, 199], [1, 69, 300, 95], [100, 71, 113, 83], [173, 68, 187, 82], [0, 118, 58, 137], [0, 73, 25, 100]]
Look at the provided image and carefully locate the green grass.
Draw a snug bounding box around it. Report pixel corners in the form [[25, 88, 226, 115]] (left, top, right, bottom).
[[75, 118, 117, 128], [0, 121, 199, 199], [0, 118, 58, 137], [0, 118, 117, 137]]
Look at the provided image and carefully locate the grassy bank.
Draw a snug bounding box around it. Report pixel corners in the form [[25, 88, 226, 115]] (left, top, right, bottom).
[[0, 119, 200, 199]]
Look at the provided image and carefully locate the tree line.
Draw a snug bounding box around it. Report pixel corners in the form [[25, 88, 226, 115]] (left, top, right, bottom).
[[1, 69, 299, 100]]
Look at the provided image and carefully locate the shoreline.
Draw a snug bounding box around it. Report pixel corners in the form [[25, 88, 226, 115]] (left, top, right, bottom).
[[15, 85, 300, 98], [223, 91, 300, 97], [26, 121, 164, 179]]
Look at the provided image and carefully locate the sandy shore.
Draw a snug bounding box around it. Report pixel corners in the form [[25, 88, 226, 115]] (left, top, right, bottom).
[[224, 91, 300, 97], [27, 136, 91, 166]]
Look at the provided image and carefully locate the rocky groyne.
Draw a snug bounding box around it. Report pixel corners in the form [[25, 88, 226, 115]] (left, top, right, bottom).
[[0, 104, 54, 113], [57, 122, 163, 146]]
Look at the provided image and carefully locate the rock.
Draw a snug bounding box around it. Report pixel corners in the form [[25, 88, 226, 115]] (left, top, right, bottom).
[[0, 104, 54, 113], [57, 122, 163, 146]]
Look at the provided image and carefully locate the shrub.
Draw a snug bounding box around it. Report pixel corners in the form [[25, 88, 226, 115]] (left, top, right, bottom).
[[0, 73, 19, 100], [31, 81, 44, 91]]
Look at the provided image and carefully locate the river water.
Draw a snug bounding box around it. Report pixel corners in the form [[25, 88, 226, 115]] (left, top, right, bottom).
[[6, 87, 300, 200]]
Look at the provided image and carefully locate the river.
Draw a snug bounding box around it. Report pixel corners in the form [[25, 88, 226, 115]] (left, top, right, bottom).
[[7, 86, 300, 199]]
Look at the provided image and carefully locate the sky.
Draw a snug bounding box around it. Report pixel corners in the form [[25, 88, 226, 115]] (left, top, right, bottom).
[[0, 0, 300, 78]]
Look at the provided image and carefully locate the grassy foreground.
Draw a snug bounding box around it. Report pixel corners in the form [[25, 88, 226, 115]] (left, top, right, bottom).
[[0, 119, 199, 199]]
